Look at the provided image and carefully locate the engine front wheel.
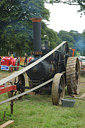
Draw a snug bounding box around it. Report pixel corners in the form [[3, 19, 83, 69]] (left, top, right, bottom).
[[52, 73, 65, 105]]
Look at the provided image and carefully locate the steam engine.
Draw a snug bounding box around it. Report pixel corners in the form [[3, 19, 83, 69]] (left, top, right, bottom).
[[26, 18, 69, 91]]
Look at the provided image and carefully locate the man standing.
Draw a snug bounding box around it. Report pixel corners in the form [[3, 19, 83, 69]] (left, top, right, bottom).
[[24, 53, 27, 66]]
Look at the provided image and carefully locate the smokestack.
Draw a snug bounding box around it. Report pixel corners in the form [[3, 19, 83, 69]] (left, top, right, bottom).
[[32, 18, 42, 56]]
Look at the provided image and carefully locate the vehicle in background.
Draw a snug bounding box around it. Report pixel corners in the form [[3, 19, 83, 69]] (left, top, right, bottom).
[[0, 56, 20, 72], [79, 56, 85, 75]]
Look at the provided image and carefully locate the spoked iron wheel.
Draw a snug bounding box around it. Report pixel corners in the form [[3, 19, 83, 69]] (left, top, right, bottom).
[[8, 74, 25, 98], [52, 73, 65, 105], [66, 57, 80, 95], [16, 74, 25, 99], [17, 74, 25, 94]]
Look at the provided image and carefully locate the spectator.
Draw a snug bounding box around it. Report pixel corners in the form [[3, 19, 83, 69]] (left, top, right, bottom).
[[24, 53, 27, 66], [0, 56, 1, 61], [28, 56, 32, 62]]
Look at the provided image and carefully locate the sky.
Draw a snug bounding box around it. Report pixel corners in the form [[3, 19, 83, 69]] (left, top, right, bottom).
[[45, 3, 85, 33]]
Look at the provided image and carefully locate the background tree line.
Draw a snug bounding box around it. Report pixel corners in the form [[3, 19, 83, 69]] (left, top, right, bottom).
[[0, 0, 85, 56]]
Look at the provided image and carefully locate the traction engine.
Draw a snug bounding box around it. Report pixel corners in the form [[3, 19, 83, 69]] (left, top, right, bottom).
[[15, 18, 80, 105]]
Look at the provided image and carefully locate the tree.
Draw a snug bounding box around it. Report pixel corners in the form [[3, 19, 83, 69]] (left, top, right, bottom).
[[75, 39, 85, 55], [58, 30, 75, 48], [58, 30, 75, 43], [41, 22, 60, 48], [0, 0, 50, 56], [82, 29, 85, 37], [1, 21, 33, 55]]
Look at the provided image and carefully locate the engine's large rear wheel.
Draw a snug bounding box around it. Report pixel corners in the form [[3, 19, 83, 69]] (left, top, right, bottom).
[[52, 73, 65, 105], [66, 57, 80, 95]]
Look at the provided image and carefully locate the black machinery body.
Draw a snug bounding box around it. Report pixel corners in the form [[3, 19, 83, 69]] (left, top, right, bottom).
[[14, 18, 80, 105], [27, 49, 68, 87], [26, 18, 69, 91]]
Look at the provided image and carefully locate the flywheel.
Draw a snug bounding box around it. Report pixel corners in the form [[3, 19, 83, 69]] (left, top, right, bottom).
[[66, 57, 80, 95], [52, 73, 65, 105]]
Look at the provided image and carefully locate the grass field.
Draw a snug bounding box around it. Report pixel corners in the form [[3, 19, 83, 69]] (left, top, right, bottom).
[[0, 71, 85, 128]]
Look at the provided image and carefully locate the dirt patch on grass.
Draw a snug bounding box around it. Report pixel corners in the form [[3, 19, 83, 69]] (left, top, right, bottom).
[[0, 71, 12, 80]]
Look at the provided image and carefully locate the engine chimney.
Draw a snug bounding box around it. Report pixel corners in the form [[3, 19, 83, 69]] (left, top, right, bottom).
[[32, 18, 42, 56]]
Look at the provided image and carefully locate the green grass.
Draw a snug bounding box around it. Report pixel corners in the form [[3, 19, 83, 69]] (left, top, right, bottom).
[[0, 92, 85, 128], [0, 76, 85, 128]]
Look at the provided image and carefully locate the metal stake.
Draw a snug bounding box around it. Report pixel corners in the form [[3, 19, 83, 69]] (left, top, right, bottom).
[[10, 91, 14, 114]]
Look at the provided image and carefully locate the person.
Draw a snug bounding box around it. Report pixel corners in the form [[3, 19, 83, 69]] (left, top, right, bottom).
[[0, 56, 1, 61], [0, 56, 1, 66], [28, 56, 32, 62], [24, 53, 27, 66], [11, 54, 14, 58]]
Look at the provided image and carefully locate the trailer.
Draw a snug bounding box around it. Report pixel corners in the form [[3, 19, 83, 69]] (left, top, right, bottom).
[[0, 56, 20, 72]]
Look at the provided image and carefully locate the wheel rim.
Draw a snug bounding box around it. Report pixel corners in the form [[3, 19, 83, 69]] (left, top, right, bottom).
[[8, 75, 25, 98], [52, 73, 65, 105], [74, 58, 80, 94], [14, 74, 25, 95], [18, 74, 25, 93]]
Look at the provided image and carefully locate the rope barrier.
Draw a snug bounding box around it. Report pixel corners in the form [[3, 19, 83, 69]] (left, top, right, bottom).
[[0, 78, 53, 105]]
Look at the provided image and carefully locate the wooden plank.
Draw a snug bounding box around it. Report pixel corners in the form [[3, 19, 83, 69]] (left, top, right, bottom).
[[0, 41, 67, 86], [65, 93, 85, 100], [0, 120, 14, 128], [74, 93, 85, 99]]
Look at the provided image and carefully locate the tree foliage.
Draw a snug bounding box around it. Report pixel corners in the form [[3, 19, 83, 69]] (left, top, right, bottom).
[[58, 30, 85, 55], [0, 0, 50, 56], [0, 0, 85, 56], [41, 23, 60, 48]]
